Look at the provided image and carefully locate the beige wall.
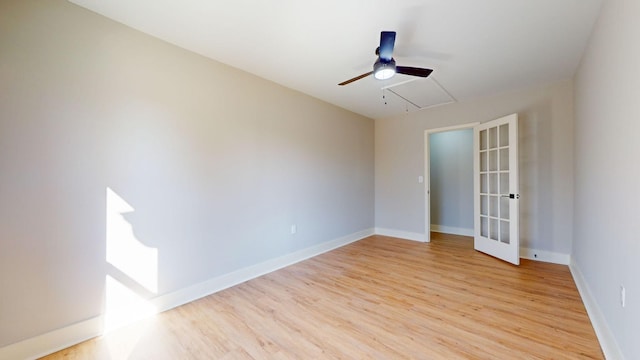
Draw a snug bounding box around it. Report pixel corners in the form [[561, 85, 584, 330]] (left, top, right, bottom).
[[375, 80, 575, 254], [0, 0, 374, 348], [573, 0, 640, 357]]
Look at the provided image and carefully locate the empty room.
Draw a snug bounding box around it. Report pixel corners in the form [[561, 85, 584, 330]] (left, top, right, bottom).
[[1, 0, 638, 359]]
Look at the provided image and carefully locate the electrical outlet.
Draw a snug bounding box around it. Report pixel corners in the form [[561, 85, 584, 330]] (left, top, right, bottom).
[[621, 286, 626, 308], [290, 224, 297, 235]]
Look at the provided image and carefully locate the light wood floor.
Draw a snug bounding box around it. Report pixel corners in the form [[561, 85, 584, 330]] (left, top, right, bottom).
[[43, 233, 603, 359]]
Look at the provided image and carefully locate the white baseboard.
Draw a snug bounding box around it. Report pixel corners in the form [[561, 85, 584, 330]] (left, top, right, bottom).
[[0, 228, 375, 360], [0, 318, 103, 360], [374, 228, 426, 242], [519, 247, 570, 265], [430, 225, 474, 237], [152, 228, 375, 313], [375, 228, 569, 267], [569, 260, 624, 360]]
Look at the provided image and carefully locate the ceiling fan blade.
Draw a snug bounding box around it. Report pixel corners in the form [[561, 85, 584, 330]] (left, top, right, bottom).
[[379, 31, 396, 61], [396, 66, 433, 78], [338, 71, 373, 86]]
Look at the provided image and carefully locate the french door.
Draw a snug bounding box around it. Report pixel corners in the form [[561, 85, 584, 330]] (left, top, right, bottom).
[[473, 114, 520, 265]]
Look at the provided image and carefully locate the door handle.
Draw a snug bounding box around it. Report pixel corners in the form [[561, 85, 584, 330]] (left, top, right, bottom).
[[501, 194, 520, 199]]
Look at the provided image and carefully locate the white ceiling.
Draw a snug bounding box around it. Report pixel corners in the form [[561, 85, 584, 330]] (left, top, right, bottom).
[[69, 0, 602, 120]]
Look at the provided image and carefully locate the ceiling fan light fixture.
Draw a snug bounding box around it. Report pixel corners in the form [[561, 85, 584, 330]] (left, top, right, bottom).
[[338, 32, 432, 86], [373, 59, 396, 80]]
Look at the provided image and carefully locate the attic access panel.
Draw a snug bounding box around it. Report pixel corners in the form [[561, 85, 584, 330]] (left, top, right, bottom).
[[384, 77, 455, 110]]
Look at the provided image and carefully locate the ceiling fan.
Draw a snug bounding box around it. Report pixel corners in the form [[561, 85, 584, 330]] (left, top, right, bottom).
[[338, 31, 433, 86]]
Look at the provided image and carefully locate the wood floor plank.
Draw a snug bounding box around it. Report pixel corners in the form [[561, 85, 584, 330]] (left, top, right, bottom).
[[42, 233, 603, 359]]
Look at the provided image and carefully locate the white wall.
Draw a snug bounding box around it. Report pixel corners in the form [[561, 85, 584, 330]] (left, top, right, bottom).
[[0, 0, 374, 349], [573, 0, 640, 357], [429, 129, 473, 234], [375, 80, 575, 254]]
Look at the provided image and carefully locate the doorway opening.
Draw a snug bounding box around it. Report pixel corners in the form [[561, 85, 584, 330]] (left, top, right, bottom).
[[424, 122, 478, 242]]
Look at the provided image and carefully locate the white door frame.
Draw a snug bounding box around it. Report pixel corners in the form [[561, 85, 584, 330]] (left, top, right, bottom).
[[423, 122, 480, 242]]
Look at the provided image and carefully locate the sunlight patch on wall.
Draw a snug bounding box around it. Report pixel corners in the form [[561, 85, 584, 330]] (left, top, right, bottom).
[[106, 188, 158, 292], [105, 187, 158, 333], [104, 275, 157, 332]]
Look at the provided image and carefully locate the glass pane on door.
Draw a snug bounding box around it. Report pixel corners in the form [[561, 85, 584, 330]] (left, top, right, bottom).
[[480, 130, 487, 150], [500, 221, 510, 244], [499, 124, 509, 147], [489, 196, 498, 217], [490, 218, 499, 240], [481, 174, 488, 193], [489, 174, 498, 194], [489, 127, 497, 148], [500, 197, 510, 220], [481, 216, 488, 237], [480, 152, 487, 171], [500, 149, 509, 170], [500, 173, 509, 194], [489, 150, 498, 171], [481, 195, 488, 215]]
